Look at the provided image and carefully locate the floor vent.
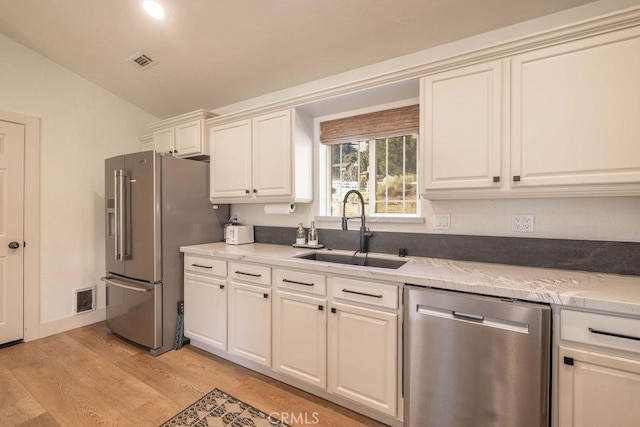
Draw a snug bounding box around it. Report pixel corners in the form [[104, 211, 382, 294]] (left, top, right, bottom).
[[128, 52, 158, 70], [73, 286, 96, 315]]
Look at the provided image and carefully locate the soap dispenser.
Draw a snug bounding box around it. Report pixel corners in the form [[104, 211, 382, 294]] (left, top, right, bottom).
[[296, 223, 306, 245], [308, 221, 318, 246]]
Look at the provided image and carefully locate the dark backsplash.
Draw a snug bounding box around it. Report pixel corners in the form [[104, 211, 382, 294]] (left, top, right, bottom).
[[254, 226, 640, 276]]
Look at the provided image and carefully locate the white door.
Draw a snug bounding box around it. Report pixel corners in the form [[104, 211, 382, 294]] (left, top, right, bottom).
[[273, 290, 327, 388], [558, 346, 640, 427], [252, 109, 293, 198], [227, 281, 271, 366], [152, 127, 175, 154], [421, 59, 503, 191], [0, 120, 25, 345], [511, 27, 640, 188], [209, 120, 253, 200], [175, 120, 203, 157], [328, 302, 397, 416], [184, 273, 227, 352]]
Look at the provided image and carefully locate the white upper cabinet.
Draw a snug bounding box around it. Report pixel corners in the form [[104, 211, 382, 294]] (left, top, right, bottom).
[[147, 110, 215, 158], [209, 108, 312, 204], [421, 59, 504, 193], [252, 110, 294, 198], [421, 26, 640, 199], [209, 119, 253, 200], [511, 26, 640, 194]]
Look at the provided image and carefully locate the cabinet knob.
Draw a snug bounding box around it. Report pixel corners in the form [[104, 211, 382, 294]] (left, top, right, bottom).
[[318, 305, 324, 311], [513, 175, 521, 182], [263, 293, 269, 299], [174, 149, 178, 153], [330, 307, 337, 314], [8, 241, 20, 249], [220, 285, 225, 290], [245, 189, 250, 194], [169, 150, 173, 154], [253, 189, 257, 193], [493, 176, 500, 183]]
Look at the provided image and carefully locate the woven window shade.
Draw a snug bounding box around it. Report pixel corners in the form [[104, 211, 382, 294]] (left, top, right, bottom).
[[320, 104, 419, 145]]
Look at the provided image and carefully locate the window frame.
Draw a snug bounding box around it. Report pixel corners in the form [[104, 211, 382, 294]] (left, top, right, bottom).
[[316, 99, 422, 220]]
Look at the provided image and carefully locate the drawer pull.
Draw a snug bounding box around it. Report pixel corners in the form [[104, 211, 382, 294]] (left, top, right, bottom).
[[342, 288, 383, 299], [192, 263, 213, 269], [235, 271, 262, 278], [589, 327, 640, 342], [282, 278, 314, 287]]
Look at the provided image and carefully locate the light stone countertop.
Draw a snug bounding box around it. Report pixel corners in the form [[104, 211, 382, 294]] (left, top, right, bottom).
[[181, 242, 640, 317]]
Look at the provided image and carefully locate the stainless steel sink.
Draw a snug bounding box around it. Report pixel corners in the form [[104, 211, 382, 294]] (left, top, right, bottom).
[[295, 252, 408, 269]]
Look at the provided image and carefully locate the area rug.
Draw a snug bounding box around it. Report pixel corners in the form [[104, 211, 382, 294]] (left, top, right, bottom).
[[160, 388, 289, 426]]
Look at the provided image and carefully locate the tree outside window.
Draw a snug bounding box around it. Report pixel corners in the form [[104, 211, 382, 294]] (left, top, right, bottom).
[[330, 134, 418, 217]]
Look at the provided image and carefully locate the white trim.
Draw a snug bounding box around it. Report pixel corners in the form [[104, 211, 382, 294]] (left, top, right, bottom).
[[0, 109, 40, 342], [38, 308, 105, 338]]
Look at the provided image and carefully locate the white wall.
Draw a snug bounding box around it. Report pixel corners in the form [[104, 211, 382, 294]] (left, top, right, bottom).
[[215, 0, 640, 243], [0, 33, 158, 336]]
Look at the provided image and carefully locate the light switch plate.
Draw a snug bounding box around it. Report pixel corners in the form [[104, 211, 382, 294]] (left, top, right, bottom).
[[433, 214, 451, 230]]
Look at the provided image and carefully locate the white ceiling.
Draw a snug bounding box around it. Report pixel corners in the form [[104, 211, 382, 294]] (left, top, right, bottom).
[[0, 0, 598, 119]]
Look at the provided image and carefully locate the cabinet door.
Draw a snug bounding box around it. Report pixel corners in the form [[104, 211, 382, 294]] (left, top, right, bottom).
[[252, 109, 293, 198], [184, 274, 226, 352], [558, 346, 640, 427], [511, 27, 640, 189], [227, 281, 271, 366], [209, 120, 253, 200], [273, 290, 327, 389], [175, 119, 204, 157], [421, 60, 503, 191], [328, 302, 397, 416], [153, 127, 175, 154]]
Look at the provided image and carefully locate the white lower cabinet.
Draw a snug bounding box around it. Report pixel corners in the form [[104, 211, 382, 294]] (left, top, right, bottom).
[[183, 255, 400, 423], [227, 281, 272, 367], [557, 308, 640, 427], [184, 273, 227, 352], [558, 346, 640, 427], [328, 301, 398, 417], [273, 290, 327, 388]]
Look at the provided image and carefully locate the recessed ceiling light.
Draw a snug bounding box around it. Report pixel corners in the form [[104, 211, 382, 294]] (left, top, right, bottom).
[[142, 0, 167, 21]]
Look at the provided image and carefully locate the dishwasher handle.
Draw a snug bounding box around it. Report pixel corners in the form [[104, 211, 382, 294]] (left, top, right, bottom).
[[453, 311, 485, 322]]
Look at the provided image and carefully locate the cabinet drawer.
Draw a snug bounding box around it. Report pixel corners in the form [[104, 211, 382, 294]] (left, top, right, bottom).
[[229, 262, 271, 286], [184, 255, 227, 277], [274, 268, 326, 296], [561, 309, 640, 355], [330, 277, 398, 309]]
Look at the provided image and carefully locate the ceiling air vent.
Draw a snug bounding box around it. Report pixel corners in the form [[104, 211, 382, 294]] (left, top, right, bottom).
[[128, 52, 158, 70]]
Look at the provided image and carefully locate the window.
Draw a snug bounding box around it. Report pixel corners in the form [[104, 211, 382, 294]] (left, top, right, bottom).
[[320, 104, 420, 218], [329, 135, 418, 216]]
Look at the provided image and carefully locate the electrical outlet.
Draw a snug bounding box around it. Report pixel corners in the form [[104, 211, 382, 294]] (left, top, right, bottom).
[[512, 214, 534, 232], [433, 214, 451, 230]]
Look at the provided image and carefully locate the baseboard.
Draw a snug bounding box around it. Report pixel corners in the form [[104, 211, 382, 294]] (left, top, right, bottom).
[[35, 307, 106, 340]]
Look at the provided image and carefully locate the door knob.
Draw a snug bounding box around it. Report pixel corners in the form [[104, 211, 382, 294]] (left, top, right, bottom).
[[8, 241, 20, 249]]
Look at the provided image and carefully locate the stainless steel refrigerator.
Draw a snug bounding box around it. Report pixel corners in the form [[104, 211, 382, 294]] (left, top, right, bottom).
[[103, 151, 228, 355]]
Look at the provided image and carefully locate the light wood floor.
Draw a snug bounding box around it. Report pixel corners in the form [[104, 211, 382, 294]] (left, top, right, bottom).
[[0, 322, 387, 426]]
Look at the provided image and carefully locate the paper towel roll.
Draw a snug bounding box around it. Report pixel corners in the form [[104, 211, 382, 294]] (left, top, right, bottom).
[[264, 203, 296, 214]]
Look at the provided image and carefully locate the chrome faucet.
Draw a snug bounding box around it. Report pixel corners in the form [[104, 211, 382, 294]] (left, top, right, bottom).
[[341, 189, 372, 253]]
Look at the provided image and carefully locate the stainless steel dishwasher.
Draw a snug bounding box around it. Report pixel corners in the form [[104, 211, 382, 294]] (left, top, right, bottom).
[[404, 285, 551, 427]]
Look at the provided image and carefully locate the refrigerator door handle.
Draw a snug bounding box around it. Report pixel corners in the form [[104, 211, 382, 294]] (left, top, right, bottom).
[[118, 170, 127, 260], [101, 277, 153, 293], [113, 170, 121, 261]]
